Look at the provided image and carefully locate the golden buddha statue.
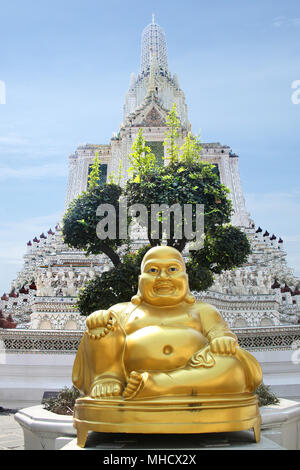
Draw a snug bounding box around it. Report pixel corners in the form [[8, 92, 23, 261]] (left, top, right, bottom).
[[72, 246, 262, 448]]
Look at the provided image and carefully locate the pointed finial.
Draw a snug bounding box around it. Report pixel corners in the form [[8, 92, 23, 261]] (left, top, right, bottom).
[[152, 13, 155, 24]]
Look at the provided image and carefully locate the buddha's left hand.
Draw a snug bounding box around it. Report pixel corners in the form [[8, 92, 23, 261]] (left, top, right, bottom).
[[210, 336, 237, 355]]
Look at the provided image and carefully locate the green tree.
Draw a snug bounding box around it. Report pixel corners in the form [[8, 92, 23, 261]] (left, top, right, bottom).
[[88, 151, 100, 190], [76, 245, 150, 313], [62, 104, 251, 316], [128, 128, 156, 182], [62, 183, 125, 266], [125, 160, 232, 252], [163, 102, 180, 164], [108, 160, 123, 186], [180, 132, 202, 165]]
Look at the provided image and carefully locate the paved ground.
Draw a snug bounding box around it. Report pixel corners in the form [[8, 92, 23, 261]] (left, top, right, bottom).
[[0, 408, 24, 450]]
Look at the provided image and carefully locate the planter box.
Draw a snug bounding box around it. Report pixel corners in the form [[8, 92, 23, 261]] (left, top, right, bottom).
[[15, 399, 300, 450], [14, 405, 76, 450], [260, 399, 300, 450]]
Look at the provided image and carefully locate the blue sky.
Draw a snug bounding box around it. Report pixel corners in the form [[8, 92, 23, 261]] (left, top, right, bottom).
[[0, 0, 299, 294]]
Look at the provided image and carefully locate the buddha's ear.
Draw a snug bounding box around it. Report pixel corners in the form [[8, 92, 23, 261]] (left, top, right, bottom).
[[131, 275, 143, 304], [131, 288, 143, 305], [184, 292, 195, 304], [131, 295, 142, 305]]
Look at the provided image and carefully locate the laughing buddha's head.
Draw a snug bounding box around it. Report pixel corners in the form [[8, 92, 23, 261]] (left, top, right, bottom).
[[131, 246, 195, 307]]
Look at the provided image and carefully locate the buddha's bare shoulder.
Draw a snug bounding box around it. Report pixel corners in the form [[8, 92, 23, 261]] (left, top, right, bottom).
[[192, 300, 222, 319], [90, 302, 131, 316], [109, 301, 132, 311], [193, 300, 219, 314], [86, 302, 132, 329]]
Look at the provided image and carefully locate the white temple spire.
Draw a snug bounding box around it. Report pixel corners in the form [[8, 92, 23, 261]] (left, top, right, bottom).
[[140, 18, 168, 75], [123, 18, 189, 128]]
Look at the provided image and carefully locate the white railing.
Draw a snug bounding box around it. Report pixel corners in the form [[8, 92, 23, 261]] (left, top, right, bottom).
[[1, 325, 300, 354]]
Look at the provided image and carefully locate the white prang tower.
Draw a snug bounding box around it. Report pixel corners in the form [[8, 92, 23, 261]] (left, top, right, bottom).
[[0, 17, 299, 330], [65, 17, 249, 228]]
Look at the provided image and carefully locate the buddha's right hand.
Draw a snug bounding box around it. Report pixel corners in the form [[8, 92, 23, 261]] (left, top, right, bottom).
[[210, 336, 237, 355], [86, 309, 116, 334]]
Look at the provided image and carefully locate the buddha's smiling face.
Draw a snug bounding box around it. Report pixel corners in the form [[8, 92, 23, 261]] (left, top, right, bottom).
[[138, 247, 189, 306]]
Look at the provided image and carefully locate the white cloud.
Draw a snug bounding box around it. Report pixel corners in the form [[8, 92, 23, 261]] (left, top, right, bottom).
[[282, 235, 300, 243], [0, 162, 67, 181], [245, 190, 300, 277], [272, 16, 285, 27], [0, 135, 27, 145], [245, 190, 300, 218], [0, 133, 71, 162], [0, 241, 26, 263], [0, 212, 63, 236], [272, 16, 300, 28], [0, 211, 63, 292]]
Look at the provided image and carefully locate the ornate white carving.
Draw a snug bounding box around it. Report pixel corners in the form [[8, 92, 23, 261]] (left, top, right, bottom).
[[1, 326, 300, 354]]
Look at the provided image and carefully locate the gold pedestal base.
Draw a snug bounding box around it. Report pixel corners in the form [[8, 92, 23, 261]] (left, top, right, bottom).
[[73, 393, 261, 448]]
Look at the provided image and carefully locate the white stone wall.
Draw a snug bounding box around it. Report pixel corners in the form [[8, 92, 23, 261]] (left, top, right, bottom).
[[0, 353, 74, 408], [253, 349, 300, 401], [1, 348, 299, 409], [29, 312, 85, 331], [64, 145, 111, 209], [229, 156, 251, 226]]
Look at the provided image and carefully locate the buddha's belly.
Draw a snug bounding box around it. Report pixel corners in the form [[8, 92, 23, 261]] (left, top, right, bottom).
[[124, 326, 207, 372]]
